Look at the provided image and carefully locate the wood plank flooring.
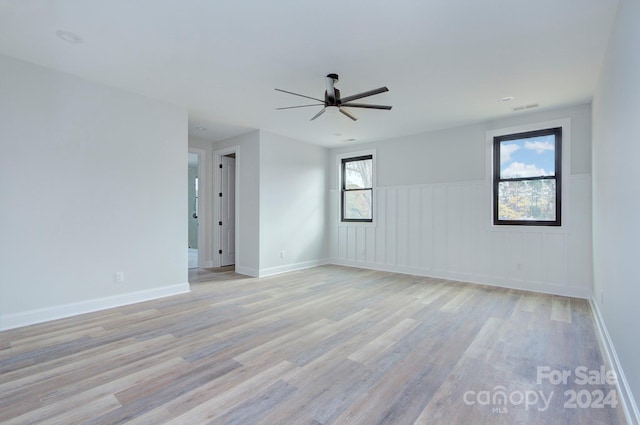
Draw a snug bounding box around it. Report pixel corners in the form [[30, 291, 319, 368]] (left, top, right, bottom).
[[0, 265, 627, 424], [188, 266, 239, 284]]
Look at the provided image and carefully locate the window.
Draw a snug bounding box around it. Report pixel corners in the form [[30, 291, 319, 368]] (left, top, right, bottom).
[[493, 127, 562, 226], [341, 155, 373, 222]]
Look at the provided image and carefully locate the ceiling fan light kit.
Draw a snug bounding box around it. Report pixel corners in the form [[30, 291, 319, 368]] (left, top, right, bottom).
[[275, 74, 392, 122]]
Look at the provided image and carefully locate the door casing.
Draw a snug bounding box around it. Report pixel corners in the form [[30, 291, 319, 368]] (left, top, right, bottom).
[[213, 146, 240, 268]]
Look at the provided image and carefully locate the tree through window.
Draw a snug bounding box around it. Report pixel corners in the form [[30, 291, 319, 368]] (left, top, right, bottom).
[[493, 127, 562, 226], [342, 155, 373, 222]]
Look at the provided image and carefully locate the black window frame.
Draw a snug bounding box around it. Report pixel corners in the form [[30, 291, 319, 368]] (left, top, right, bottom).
[[341, 154, 373, 223], [493, 127, 562, 226]]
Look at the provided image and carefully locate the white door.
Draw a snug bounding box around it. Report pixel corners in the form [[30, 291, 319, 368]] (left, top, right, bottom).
[[220, 155, 236, 266]]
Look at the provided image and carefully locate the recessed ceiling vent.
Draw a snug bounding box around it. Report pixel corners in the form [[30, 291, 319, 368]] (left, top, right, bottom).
[[512, 103, 539, 112]]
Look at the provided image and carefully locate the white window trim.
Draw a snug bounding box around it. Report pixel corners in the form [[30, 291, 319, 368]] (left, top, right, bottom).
[[336, 148, 377, 227], [485, 118, 571, 231]]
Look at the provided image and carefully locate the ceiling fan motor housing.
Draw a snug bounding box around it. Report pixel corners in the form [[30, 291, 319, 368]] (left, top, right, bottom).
[[325, 88, 340, 106], [325, 74, 339, 104]]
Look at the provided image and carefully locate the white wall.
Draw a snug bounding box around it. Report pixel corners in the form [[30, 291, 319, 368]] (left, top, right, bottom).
[[0, 55, 189, 330], [259, 131, 328, 276], [592, 0, 640, 419], [204, 130, 328, 277], [330, 104, 593, 298]]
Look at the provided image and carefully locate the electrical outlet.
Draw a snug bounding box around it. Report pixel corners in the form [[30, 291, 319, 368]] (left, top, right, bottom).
[[280, 251, 285, 259], [115, 272, 125, 283], [516, 263, 524, 271]]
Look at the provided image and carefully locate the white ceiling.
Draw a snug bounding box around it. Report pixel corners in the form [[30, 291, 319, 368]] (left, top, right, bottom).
[[0, 0, 618, 147]]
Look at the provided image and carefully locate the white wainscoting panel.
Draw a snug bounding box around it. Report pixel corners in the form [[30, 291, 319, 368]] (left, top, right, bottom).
[[331, 175, 592, 298]]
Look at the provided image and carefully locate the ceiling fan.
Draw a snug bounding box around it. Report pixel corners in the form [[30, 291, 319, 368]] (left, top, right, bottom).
[[275, 74, 392, 121]]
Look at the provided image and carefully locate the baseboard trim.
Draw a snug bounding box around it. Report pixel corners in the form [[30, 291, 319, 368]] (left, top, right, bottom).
[[590, 298, 640, 425], [329, 259, 590, 299], [0, 283, 190, 331], [258, 259, 330, 278], [235, 266, 259, 278]]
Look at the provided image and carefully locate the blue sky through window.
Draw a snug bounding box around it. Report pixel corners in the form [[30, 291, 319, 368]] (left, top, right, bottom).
[[500, 134, 555, 178]]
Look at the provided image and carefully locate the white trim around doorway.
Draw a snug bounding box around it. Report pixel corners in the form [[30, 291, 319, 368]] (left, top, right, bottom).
[[213, 145, 240, 269]]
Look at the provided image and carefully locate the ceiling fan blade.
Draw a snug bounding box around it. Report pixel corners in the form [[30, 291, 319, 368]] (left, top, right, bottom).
[[341, 103, 392, 110], [340, 87, 389, 103], [275, 88, 324, 103], [325, 75, 336, 103], [310, 108, 326, 121], [276, 104, 325, 110], [339, 107, 358, 121]]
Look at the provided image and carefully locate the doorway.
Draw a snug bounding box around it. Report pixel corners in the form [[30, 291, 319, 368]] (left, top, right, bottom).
[[220, 153, 236, 266], [188, 152, 200, 269], [214, 147, 239, 268]]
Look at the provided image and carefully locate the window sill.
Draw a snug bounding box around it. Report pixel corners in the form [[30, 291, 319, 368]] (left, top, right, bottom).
[[338, 221, 377, 228]]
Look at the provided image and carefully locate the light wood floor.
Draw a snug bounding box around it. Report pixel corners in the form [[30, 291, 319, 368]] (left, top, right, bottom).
[[188, 266, 238, 284], [0, 265, 626, 424]]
